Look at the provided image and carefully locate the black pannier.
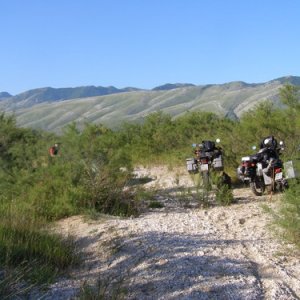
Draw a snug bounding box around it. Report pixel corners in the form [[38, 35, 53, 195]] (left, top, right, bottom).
[[202, 140, 215, 152]]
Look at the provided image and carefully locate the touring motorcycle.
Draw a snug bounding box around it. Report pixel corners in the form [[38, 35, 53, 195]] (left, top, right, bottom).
[[186, 139, 231, 188], [237, 136, 288, 196]]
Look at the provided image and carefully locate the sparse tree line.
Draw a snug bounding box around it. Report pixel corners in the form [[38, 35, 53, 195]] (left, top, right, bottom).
[[0, 85, 299, 296]]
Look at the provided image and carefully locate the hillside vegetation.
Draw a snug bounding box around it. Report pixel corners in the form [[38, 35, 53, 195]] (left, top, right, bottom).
[[0, 84, 299, 297], [1, 76, 299, 132]]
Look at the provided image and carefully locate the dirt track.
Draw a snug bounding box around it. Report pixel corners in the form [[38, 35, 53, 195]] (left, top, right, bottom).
[[38, 166, 300, 299]]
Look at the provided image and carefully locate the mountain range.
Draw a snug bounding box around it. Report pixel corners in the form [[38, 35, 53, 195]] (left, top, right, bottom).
[[0, 76, 299, 132]]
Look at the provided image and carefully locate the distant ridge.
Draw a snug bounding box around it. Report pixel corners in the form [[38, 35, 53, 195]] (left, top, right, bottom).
[[1, 76, 299, 132], [1, 76, 299, 109], [152, 83, 196, 91], [1, 86, 142, 109], [270, 76, 300, 86], [0, 92, 12, 100]]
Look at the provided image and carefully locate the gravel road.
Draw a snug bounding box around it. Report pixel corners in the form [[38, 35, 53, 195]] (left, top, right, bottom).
[[36, 166, 300, 300]]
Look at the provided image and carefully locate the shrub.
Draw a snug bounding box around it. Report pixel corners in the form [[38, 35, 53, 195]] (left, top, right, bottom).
[[148, 201, 164, 209], [215, 184, 234, 206]]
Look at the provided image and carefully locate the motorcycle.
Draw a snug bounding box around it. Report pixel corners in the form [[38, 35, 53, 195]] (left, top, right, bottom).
[[186, 139, 231, 188], [237, 136, 288, 196]]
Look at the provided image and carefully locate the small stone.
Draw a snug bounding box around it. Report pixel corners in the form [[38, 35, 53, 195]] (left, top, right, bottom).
[[239, 218, 246, 225], [157, 259, 168, 265]]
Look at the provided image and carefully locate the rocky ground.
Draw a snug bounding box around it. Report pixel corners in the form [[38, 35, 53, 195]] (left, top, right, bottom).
[[34, 166, 299, 300]]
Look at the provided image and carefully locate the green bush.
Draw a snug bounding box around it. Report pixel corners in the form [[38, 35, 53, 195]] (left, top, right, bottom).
[[0, 114, 138, 296]]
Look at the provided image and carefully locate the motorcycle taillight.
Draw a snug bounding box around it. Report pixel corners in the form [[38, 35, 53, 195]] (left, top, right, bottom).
[[243, 161, 255, 167], [274, 168, 282, 174], [201, 158, 209, 164]]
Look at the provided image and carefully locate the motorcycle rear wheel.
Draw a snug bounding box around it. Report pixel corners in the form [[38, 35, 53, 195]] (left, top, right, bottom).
[[250, 178, 265, 196]]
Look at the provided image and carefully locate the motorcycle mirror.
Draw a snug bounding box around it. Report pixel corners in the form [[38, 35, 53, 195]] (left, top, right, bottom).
[[216, 138, 221, 143], [252, 145, 257, 150]]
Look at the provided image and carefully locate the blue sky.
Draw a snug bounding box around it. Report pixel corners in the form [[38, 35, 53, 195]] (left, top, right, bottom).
[[1, 0, 300, 95]]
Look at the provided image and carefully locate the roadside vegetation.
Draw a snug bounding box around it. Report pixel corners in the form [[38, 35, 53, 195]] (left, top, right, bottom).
[[0, 84, 299, 297]]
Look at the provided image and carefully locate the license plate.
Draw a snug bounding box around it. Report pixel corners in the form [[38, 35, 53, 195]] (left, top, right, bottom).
[[275, 172, 283, 180], [200, 164, 209, 171]]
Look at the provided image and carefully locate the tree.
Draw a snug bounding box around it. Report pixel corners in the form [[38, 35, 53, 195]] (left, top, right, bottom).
[[279, 84, 300, 111]]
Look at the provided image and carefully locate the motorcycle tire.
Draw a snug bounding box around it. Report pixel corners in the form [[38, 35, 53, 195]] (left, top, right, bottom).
[[250, 177, 265, 196], [278, 179, 289, 192]]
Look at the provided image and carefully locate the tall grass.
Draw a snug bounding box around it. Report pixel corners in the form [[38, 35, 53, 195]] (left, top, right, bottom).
[[276, 181, 300, 249], [0, 201, 79, 265], [0, 205, 79, 298], [0, 221, 78, 271]]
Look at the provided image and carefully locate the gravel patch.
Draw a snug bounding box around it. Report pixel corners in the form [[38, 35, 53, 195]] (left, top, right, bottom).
[[33, 166, 300, 299]]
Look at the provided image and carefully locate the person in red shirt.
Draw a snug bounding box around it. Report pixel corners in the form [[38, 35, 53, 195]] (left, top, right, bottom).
[[49, 143, 59, 157]]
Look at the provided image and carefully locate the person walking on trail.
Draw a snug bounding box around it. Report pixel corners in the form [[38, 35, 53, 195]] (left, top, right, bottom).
[[49, 143, 60, 157]]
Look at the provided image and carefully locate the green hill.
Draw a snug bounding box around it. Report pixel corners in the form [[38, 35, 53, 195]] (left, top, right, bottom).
[[0, 86, 141, 109], [1, 76, 299, 132]]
